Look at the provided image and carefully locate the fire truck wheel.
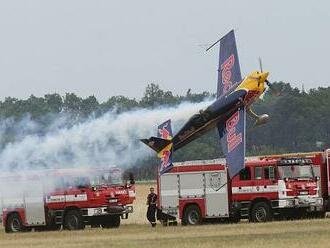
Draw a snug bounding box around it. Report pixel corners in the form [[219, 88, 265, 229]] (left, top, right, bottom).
[[250, 202, 272, 222], [101, 215, 121, 228], [5, 213, 25, 233], [182, 205, 202, 225], [64, 210, 85, 230]]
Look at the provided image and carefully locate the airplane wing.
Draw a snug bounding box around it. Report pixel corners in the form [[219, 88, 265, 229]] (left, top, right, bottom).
[[171, 89, 247, 151], [140, 137, 172, 154], [217, 29, 242, 98], [171, 111, 226, 151], [218, 107, 246, 178]]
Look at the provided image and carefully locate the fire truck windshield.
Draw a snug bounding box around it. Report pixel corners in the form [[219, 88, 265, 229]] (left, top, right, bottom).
[[278, 165, 314, 180], [90, 169, 123, 186], [52, 168, 124, 189]]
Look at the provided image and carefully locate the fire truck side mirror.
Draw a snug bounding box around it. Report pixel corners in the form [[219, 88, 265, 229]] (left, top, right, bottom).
[[315, 176, 320, 181]]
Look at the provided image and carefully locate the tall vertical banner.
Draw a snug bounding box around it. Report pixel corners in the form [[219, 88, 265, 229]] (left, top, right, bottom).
[[221, 107, 246, 178], [217, 30, 242, 98], [157, 120, 173, 174]]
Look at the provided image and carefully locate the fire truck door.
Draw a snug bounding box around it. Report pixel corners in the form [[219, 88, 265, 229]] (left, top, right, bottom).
[[253, 166, 278, 197], [205, 171, 229, 217], [24, 181, 46, 226], [160, 174, 179, 210]]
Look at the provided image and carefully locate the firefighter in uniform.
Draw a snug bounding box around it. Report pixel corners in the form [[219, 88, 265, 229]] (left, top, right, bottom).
[[146, 187, 157, 227]]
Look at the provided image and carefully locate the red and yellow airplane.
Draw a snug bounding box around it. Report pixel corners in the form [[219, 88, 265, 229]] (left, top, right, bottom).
[[141, 30, 273, 178]]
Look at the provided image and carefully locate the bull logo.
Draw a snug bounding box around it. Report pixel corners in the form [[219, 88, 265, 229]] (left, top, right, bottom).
[[209, 172, 222, 191]]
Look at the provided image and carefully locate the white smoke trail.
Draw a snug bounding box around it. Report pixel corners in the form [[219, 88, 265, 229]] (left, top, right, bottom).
[[0, 100, 213, 172]]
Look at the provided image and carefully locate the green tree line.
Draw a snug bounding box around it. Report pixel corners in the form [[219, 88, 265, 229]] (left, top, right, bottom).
[[0, 82, 329, 179], [0, 84, 211, 119]]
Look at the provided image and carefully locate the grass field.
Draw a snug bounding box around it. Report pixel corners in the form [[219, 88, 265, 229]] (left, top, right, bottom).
[[2, 183, 330, 248]]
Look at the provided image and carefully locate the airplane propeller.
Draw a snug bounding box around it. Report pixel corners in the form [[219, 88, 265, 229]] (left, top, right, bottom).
[[258, 57, 280, 96], [258, 57, 263, 73]]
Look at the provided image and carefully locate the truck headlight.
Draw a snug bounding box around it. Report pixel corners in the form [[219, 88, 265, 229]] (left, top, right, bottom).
[[316, 198, 323, 205], [287, 200, 294, 207], [94, 208, 102, 215]]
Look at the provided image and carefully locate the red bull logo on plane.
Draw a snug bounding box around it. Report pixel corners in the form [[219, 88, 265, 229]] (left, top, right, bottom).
[[157, 120, 172, 140], [160, 149, 171, 172], [156, 119, 173, 174], [221, 54, 235, 94], [226, 110, 242, 153], [158, 126, 171, 140]]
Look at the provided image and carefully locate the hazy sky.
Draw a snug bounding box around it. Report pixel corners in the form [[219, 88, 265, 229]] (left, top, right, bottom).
[[0, 0, 329, 101]]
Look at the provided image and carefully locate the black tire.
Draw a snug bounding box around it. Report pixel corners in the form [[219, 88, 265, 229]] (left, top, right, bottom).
[[63, 210, 85, 230], [250, 202, 272, 222], [101, 215, 121, 228], [182, 205, 202, 226], [5, 213, 25, 233]]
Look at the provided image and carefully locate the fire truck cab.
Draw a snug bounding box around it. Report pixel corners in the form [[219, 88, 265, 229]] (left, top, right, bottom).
[[232, 157, 323, 222], [157, 155, 323, 225], [0, 167, 135, 233], [263, 149, 330, 214]]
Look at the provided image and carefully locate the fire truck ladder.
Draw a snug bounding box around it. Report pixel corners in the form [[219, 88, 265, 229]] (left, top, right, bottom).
[[55, 210, 64, 225], [238, 201, 251, 218]]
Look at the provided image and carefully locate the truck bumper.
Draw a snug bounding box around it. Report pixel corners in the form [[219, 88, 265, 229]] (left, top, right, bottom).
[[83, 205, 133, 217], [274, 197, 323, 211]]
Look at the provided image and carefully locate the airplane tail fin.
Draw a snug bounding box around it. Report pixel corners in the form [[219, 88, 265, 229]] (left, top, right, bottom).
[[140, 120, 174, 174], [140, 136, 172, 154]]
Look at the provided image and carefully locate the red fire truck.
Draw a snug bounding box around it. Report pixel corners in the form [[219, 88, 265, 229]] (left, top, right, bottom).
[[157, 151, 329, 225], [0, 167, 136, 233]]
